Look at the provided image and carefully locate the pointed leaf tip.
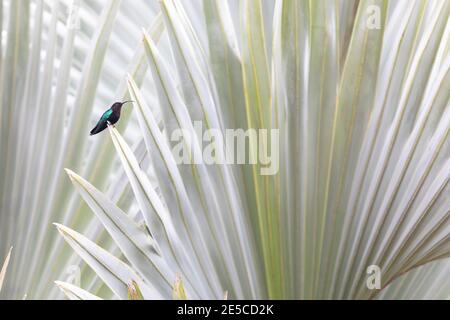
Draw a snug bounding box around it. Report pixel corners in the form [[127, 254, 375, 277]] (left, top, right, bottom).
[[127, 280, 144, 300], [55, 281, 103, 300], [53, 223, 67, 236]]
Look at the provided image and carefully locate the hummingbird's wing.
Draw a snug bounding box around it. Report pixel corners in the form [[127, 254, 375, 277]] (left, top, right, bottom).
[[100, 109, 113, 121], [90, 109, 113, 135]]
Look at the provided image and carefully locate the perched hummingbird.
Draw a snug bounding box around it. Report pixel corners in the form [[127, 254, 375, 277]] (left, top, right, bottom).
[[90, 101, 133, 135]]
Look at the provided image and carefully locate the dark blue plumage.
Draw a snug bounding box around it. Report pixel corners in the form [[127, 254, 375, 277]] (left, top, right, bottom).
[[90, 101, 133, 135]]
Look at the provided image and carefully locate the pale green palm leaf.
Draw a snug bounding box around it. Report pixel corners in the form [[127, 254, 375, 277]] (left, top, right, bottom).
[[58, 0, 449, 300], [0, 0, 448, 300]]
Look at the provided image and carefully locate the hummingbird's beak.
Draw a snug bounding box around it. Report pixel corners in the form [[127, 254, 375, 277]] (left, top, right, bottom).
[[121, 100, 134, 106]]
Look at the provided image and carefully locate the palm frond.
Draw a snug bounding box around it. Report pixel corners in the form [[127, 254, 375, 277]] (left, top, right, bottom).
[[58, 0, 450, 300], [0, 0, 448, 300]]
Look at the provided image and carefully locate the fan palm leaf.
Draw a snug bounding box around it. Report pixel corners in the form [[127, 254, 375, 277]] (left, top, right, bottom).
[[0, 0, 448, 300], [58, 0, 450, 299]]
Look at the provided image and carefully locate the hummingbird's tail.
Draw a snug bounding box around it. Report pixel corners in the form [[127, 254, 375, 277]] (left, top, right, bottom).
[[90, 124, 100, 135]]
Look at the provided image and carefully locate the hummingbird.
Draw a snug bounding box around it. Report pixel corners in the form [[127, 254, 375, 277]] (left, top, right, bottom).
[[90, 101, 133, 135]]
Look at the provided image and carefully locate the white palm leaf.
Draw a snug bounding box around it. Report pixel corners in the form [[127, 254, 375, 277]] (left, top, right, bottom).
[[58, 0, 449, 300], [378, 259, 450, 300], [54, 281, 103, 300], [0, 0, 448, 300]]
